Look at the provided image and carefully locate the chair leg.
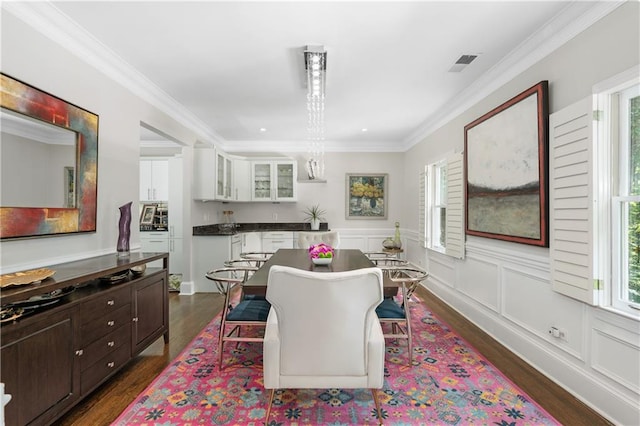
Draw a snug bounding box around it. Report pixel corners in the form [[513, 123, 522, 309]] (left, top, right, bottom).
[[265, 388, 275, 425], [371, 388, 382, 425], [218, 320, 225, 371]]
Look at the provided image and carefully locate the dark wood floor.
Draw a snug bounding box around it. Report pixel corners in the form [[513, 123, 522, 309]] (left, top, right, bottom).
[[55, 289, 611, 426]]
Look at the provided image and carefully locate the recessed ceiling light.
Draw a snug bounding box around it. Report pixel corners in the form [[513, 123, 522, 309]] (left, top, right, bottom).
[[361, 128, 368, 132], [259, 128, 267, 132]]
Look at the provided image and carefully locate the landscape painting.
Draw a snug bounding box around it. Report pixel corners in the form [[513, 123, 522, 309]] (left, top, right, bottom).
[[464, 81, 549, 247]]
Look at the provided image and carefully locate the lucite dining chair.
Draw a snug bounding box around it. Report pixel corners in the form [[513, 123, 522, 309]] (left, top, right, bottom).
[[375, 266, 428, 365], [205, 265, 270, 370]]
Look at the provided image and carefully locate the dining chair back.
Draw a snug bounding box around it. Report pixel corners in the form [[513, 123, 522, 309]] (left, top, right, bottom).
[[263, 265, 385, 424], [240, 251, 274, 268], [375, 266, 428, 365], [297, 231, 340, 249], [205, 265, 269, 370]]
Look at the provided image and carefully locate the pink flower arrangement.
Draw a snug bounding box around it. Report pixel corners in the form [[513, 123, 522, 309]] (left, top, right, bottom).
[[308, 243, 334, 259]]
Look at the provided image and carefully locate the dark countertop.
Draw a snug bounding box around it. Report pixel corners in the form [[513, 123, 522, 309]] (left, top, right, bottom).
[[193, 222, 329, 236]]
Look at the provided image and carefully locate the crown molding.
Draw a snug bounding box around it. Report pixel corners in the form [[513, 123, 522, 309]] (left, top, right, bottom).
[[2, 1, 223, 145], [3, 1, 624, 154], [219, 139, 405, 154], [401, 0, 626, 151]]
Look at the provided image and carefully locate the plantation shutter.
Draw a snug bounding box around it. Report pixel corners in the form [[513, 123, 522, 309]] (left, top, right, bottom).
[[419, 169, 427, 248], [550, 96, 599, 305], [445, 152, 465, 259]]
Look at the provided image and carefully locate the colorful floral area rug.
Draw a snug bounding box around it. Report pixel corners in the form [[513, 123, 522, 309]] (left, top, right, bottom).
[[114, 294, 559, 425]]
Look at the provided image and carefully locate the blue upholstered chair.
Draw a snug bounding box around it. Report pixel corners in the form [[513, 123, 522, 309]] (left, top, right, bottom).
[[205, 266, 269, 370], [375, 266, 428, 365]]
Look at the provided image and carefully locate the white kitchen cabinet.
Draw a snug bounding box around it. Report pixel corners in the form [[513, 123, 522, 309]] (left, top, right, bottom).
[[233, 158, 251, 201], [251, 160, 297, 202], [193, 235, 238, 292], [241, 232, 262, 254], [140, 159, 169, 201], [231, 234, 242, 259], [193, 148, 234, 201], [140, 231, 169, 268], [262, 231, 294, 251], [217, 151, 233, 200]]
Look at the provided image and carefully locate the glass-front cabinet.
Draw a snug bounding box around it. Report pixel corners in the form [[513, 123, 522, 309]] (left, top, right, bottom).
[[251, 160, 297, 201], [216, 152, 233, 200]]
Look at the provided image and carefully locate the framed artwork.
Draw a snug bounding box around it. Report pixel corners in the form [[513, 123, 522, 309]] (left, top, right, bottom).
[[464, 81, 549, 247], [0, 73, 98, 239], [346, 173, 388, 219], [140, 204, 157, 225]]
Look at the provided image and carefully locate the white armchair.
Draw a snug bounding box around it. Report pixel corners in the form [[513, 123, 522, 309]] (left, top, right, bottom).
[[263, 265, 385, 424], [297, 230, 340, 249]]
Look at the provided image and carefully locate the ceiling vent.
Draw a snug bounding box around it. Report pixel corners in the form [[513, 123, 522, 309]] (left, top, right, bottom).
[[448, 54, 479, 72]]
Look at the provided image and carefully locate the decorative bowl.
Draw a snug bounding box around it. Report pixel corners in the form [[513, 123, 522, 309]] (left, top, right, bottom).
[[130, 264, 147, 276], [312, 257, 332, 266]]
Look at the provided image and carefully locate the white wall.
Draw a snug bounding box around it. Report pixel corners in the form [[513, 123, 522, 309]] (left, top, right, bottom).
[[402, 3, 640, 425], [0, 10, 203, 273]]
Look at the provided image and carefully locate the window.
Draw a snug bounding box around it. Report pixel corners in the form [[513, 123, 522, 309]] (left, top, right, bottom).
[[430, 160, 448, 250], [420, 159, 447, 251], [610, 83, 640, 312], [420, 153, 464, 258]]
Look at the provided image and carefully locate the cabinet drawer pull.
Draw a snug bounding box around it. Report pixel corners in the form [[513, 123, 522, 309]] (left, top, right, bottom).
[[107, 341, 115, 347], [107, 320, 115, 327], [107, 300, 115, 306], [132, 317, 139, 322], [107, 361, 115, 368], [75, 349, 84, 356]]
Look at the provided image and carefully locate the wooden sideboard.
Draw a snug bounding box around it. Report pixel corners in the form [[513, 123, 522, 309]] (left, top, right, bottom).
[[0, 252, 169, 426]]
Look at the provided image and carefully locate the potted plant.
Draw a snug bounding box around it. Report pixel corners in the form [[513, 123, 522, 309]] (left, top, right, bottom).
[[303, 204, 326, 231]]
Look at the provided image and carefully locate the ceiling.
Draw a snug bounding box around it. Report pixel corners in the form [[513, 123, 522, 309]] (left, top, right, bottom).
[[41, 2, 609, 152]]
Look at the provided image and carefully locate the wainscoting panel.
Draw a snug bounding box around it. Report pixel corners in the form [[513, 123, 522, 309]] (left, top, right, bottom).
[[502, 266, 584, 360], [426, 250, 456, 289], [591, 313, 640, 395], [459, 254, 499, 312]]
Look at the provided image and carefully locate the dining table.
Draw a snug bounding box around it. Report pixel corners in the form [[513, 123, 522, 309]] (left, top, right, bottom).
[[244, 248, 398, 296]]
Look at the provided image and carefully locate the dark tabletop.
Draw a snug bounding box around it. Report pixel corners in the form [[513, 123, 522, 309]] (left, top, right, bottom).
[[245, 249, 395, 288]]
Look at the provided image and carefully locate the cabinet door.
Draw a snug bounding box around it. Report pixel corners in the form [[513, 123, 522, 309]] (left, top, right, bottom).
[[139, 160, 153, 201], [251, 162, 273, 201], [274, 161, 296, 201], [193, 148, 216, 200], [132, 273, 168, 354], [231, 235, 242, 259], [1, 309, 79, 426], [140, 160, 169, 201], [233, 159, 251, 201], [216, 153, 226, 199], [225, 157, 233, 199], [169, 237, 183, 274], [242, 232, 262, 253], [151, 160, 169, 201]]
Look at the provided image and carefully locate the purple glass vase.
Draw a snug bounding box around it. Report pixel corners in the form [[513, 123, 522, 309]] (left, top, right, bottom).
[[117, 201, 133, 258]]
